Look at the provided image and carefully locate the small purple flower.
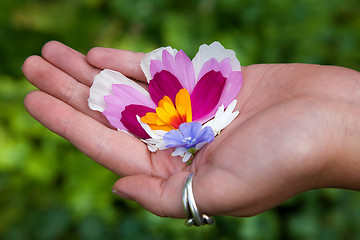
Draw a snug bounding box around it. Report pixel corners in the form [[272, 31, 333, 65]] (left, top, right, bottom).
[[163, 122, 215, 162]]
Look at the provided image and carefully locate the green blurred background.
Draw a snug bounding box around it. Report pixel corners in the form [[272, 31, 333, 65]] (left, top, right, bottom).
[[1, 0, 360, 239]]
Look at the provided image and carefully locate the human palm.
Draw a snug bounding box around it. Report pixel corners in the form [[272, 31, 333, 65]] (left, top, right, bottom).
[[23, 41, 360, 219]]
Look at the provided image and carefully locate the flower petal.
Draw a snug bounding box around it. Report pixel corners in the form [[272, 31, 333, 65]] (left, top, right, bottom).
[[148, 70, 184, 105], [102, 102, 126, 129], [198, 57, 232, 80], [179, 122, 202, 140], [175, 89, 192, 122], [203, 99, 239, 135], [120, 105, 156, 139], [102, 84, 156, 130], [171, 147, 188, 157], [140, 47, 178, 83], [149, 60, 164, 79], [144, 49, 196, 94], [163, 130, 186, 148], [192, 42, 241, 82], [194, 126, 215, 144], [182, 152, 193, 162], [217, 71, 243, 109], [173, 50, 195, 93], [190, 70, 226, 121], [89, 69, 150, 112]]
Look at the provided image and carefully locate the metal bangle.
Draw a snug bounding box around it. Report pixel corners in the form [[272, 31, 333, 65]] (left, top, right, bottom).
[[182, 172, 214, 226]]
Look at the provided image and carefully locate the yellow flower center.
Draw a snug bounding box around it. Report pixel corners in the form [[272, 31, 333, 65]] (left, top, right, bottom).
[[141, 89, 192, 131]]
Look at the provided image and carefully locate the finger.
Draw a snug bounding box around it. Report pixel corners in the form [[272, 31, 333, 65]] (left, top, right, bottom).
[[87, 47, 146, 82], [41, 41, 99, 86], [22, 55, 110, 127], [24, 90, 152, 176], [112, 172, 190, 218]]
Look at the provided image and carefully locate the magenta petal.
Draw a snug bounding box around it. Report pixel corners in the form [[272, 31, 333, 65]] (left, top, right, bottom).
[[190, 70, 226, 121], [121, 105, 155, 139], [148, 70, 184, 104], [199, 71, 243, 123]]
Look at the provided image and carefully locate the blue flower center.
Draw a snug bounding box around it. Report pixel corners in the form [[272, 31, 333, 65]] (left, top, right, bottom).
[[183, 136, 196, 147]]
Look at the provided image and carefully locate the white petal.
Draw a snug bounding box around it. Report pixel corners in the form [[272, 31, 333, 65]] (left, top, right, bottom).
[[182, 152, 193, 163], [140, 46, 178, 83], [88, 69, 150, 112], [171, 147, 188, 157], [136, 116, 168, 152], [204, 99, 239, 134], [224, 99, 237, 114], [192, 41, 241, 81], [136, 116, 166, 140], [146, 144, 158, 152]]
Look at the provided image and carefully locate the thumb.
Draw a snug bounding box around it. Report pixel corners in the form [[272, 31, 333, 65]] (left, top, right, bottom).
[[112, 172, 191, 218]]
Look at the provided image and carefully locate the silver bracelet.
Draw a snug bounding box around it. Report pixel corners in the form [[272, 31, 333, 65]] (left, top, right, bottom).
[[182, 172, 214, 226]]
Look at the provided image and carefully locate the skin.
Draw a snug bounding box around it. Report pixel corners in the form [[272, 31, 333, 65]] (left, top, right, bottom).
[[22, 41, 360, 219]]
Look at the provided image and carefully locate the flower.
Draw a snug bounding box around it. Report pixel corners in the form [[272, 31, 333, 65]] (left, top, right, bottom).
[[88, 41, 243, 162], [163, 122, 215, 162]]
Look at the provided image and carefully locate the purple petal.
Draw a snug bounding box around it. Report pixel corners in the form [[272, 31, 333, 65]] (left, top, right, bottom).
[[179, 122, 202, 139], [148, 70, 184, 104], [190, 70, 226, 121], [120, 105, 155, 139], [195, 126, 215, 144], [163, 130, 187, 148]]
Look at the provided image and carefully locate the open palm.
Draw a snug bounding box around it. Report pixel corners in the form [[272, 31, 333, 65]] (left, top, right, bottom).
[[23, 41, 360, 219]]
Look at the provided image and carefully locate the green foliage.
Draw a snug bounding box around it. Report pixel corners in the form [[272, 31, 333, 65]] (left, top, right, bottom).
[[1, 0, 360, 239]]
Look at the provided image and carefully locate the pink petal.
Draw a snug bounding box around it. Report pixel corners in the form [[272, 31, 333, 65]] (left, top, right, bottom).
[[217, 71, 243, 108], [102, 84, 156, 130], [149, 50, 196, 93], [102, 100, 126, 129], [149, 60, 164, 78], [89, 69, 150, 112], [190, 70, 226, 121], [198, 58, 232, 80], [148, 70, 184, 105], [112, 84, 156, 108], [174, 50, 196, 93], [192, 42, 241, 81], [140, 46, 178, 82], [121, 105, 155, 139]]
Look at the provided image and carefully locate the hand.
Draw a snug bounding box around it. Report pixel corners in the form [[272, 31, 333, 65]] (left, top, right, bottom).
[[22, 41, 360, 219]]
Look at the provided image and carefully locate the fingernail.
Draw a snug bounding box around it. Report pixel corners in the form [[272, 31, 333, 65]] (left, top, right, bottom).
[[112, 189, 133, 201]]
